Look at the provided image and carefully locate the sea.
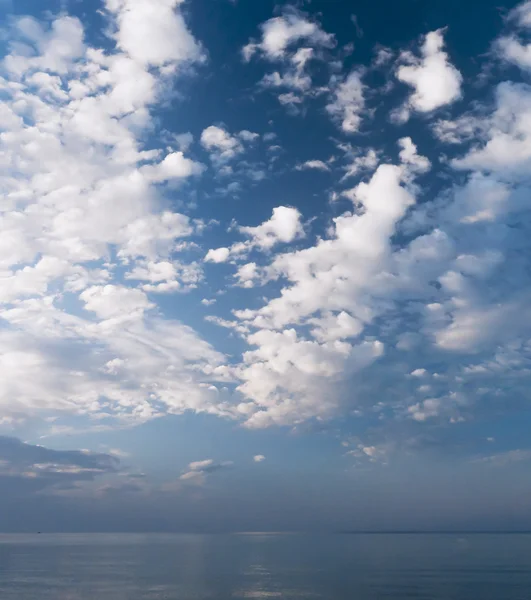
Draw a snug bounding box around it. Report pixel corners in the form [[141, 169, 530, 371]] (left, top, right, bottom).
[[0, 533, 530, 599]]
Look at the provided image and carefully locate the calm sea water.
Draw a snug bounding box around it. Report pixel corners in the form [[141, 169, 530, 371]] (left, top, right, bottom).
[[0, 533, 530, 599]]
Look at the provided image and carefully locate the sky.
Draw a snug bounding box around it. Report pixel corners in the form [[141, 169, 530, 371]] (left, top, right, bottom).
[[1, 0, 531, 532]]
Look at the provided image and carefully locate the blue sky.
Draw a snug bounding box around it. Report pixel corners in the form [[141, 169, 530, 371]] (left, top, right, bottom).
[[2, 0, 531, 531]]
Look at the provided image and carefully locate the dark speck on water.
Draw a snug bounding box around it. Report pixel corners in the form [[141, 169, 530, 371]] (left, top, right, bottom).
[[1, 533, 531, 599]]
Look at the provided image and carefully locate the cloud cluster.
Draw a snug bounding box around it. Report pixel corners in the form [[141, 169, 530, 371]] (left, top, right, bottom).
[[0, 1, 232, 426], [231, 159, 416, 427], [216, 7, 531, 432], [5, 0, 531, 458], [0, 436, 118, 494], [243, 8, 335, 109]]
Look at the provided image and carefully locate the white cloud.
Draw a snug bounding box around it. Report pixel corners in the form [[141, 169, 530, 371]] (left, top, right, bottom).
[[117, 213, 193, 261], [0, 296, 229, 425], [410, 368, 427, 378], [396, 29, 462, 114], [296, 160, 330, 172], [220, 9, 531, 434], [239, 206, 305, 250], [104, 0, 204, 68], [398, 137, 431, 173], [0, 4, 234, 427], [180, 458, 233, 484], [205, 208, 305, 268], [244, 10, 334, 111], [408, 398, 442, 422], [452, 82, 531, 176], [238, 130, 260, 142], [508, 1, 531, 28], [188, 459, 214, 471], [261, 69, 312, 92], [205, 248, 231, 263], [200, 125, 244, 163], [496, 0, 531, 71], [347, 443, 389, 464], [253, 454, 266, 462], [243, 165, 415, 330], [278, 92, 303, 106], [497, 36, 531, 70], [6, 16, 85, 76], [81, 285, 154, 320], [432, 116, 483, 144], [231, 164, 415, 426], [309, 311, 363, 343], [141, 152, 204, 182], [341, 149, 379, 181], [5, 0, 531, 446], [125, 259, 202, 293], [326, 71, 365, 133], [242, 11, 334, 61], [236, 262, 260, 288], [173, 132, 194, 152]]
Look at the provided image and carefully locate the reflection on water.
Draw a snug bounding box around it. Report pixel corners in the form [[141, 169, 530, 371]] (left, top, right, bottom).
[[0, 533, 531, 599]]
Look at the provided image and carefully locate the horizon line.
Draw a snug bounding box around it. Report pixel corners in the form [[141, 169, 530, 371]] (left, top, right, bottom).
[[2, 530, 531, 536]]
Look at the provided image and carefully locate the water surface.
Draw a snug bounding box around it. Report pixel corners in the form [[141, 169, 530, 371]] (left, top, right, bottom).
[[0, 533, 530, 599]]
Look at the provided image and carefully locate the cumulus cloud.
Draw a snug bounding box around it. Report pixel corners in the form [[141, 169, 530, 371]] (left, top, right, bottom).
[[242, 10, 334, 61], [230, 164, 415, 427], [104, 0, 204, 67], [222, 60, 531, 430], [205, 248, 231, 263], [235, 263, 260, 288], [452, 82, 531, 176], [326, 71, 366, 133], [5, 0, 531, 456], [125, 259, 202, 294], [0, 3, 232, 427], [205, 207, 305, 267], [396, 29, 462, 116], [141, 152, 204, 182], [253, 454, 266, 462], [201, 125, 244, 163], [239, 206, 305, 250]]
